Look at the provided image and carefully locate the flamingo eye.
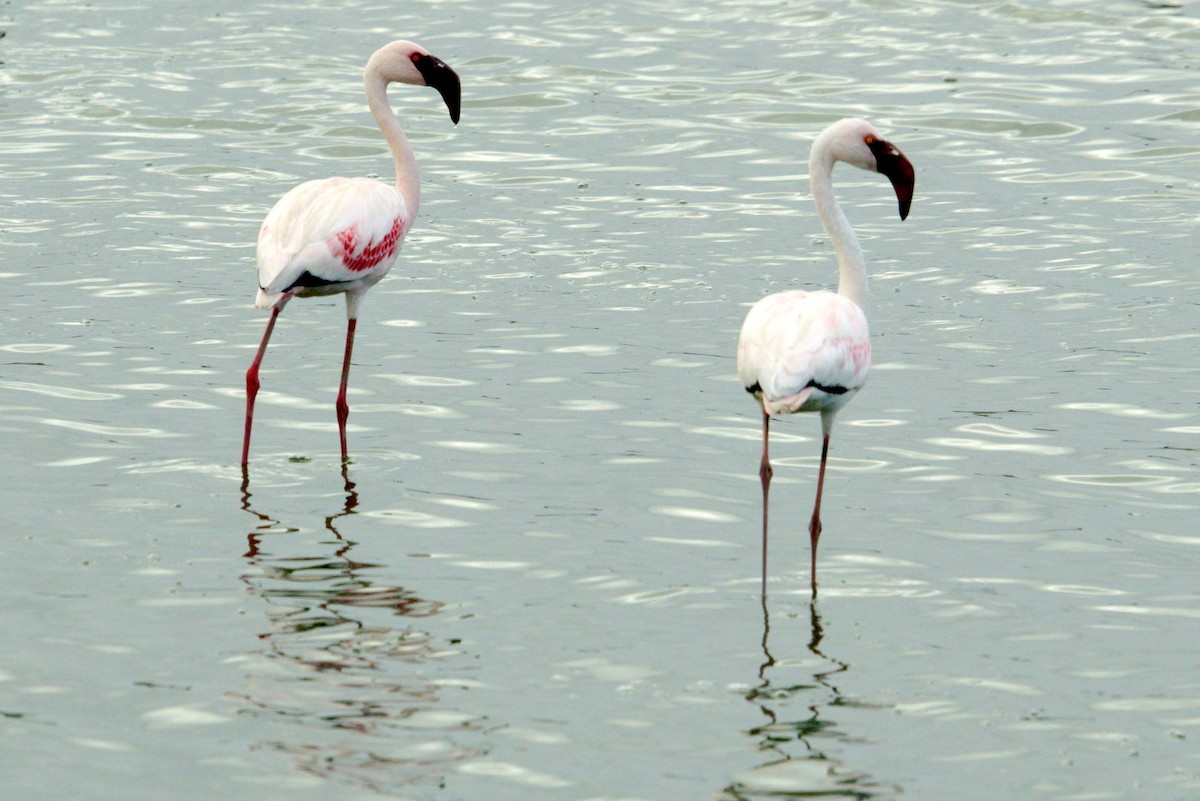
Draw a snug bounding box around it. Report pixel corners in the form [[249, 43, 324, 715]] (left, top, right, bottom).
[[864, 134, 876, 145], [410, 52, 421, 63]]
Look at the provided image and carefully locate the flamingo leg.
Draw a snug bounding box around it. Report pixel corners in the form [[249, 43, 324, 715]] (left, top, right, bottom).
[[808, 434, 830, 597], [336, 317, 358, 463], [758, 406, 773, 598], [242, 303, 285, 467]]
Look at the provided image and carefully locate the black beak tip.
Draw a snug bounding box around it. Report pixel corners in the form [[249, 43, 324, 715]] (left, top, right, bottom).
[[415, 53, 462, 126], [441, 69, 462, 125], [899, 198, 911, 221], [437, 73, 461, 126]]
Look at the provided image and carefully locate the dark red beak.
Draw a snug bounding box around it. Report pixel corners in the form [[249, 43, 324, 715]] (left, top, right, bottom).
[[868, 137, 915, 220]]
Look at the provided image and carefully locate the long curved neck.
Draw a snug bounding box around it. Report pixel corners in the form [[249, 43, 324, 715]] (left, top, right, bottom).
[[365, 71, 420, 220], [809, 148, 868, 314]]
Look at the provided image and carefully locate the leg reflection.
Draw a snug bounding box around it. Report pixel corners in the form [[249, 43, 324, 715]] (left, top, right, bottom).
[[724, 597, 897, 800], [235, 466, 483, 794]]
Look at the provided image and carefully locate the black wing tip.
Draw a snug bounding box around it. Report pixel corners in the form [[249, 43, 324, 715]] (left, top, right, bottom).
[[283, 271, 349, 293]]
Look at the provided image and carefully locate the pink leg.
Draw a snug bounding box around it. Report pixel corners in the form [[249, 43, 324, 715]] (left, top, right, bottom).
[[242, 304, 284, 466], [809, 434, 830, 598], [759, 408, 773, 599], [336, 317, 358, 463]]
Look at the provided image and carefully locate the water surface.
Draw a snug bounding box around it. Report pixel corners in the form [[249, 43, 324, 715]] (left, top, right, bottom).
[[2, 1, 1199, 799]]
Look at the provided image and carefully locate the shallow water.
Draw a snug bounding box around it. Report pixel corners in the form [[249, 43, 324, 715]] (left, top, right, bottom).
[[2, 0, 1199, 799]]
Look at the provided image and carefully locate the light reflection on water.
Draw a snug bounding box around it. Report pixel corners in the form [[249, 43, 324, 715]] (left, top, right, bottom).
[[3, 0, 1200, 798]]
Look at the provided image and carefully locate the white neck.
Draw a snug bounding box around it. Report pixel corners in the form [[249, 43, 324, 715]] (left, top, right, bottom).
[[809, 148, 868, 314], [365, 72, 420, 220]]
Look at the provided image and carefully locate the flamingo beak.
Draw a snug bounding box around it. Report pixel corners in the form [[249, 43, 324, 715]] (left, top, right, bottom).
[[414, 53, 461, 124], [869, 138, 915, 220]]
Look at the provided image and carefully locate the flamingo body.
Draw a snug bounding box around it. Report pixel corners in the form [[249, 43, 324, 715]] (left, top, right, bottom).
[[737, 289, 870, 418], [241, 40, 460, 466], [255, 177, 407, 310], [739, 117, 914, 597]]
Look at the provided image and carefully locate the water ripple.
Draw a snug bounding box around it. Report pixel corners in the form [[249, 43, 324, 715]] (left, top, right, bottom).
[[0, 379, 120, 401], [5, 3, 1200, 800]]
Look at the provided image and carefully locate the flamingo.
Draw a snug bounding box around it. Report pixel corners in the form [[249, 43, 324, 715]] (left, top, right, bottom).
[[736, 117, 915, 597], [241, 40, 461, 466]]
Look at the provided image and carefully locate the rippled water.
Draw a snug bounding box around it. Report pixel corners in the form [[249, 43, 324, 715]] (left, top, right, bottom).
[[3, 0, 1199, 799]]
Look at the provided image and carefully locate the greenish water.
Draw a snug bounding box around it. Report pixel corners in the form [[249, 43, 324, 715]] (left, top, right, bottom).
[[2, 1, 1199, 799]]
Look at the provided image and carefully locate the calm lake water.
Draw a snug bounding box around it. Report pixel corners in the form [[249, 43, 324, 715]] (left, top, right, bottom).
[[2, 0, 1199, 799]]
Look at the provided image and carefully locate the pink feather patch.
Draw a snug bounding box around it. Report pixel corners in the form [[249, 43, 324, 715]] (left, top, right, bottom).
[[331, 216, 404, 272]]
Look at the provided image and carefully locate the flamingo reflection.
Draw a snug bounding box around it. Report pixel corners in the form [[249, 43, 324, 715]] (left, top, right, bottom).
[[723, 599, 897, 800], [236, 466, 483, 793]]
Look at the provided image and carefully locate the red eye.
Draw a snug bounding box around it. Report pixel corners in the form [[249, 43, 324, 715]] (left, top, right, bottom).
[[410, 52, 421, 63]]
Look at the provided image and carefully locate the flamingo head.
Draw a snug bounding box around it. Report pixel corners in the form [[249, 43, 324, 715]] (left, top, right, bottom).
[[822, 118, 915, 220], [370, 40, 461, 124]]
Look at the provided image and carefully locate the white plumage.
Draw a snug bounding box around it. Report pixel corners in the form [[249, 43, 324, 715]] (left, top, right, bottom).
[[738, 117, 915, 597], [737, 289, 870, 417], [255, 177, 407, 311]]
